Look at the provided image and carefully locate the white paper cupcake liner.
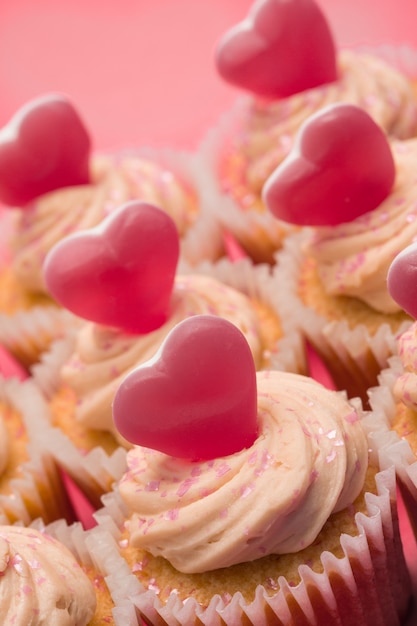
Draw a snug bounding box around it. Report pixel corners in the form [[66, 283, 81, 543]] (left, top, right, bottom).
[[39, 426, 127, 509], [273, 231, 412, 403], [31, 334, 78, 398], [30, 338, 128, 508], [93, 465, 410, 626], [0, 305, 82, 369], [368, 357, 417, 535], [197, 98, 297, 263], [0, 377, 73, 524]]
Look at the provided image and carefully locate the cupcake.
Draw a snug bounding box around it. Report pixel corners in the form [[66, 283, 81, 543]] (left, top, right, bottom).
[[264, 103, 416, 404], [0, 522, 105, 625], [367, 241, 417, 539], [94, 315, 410, 625], [0, 375, 73, 525], [200, 0, 417, 263], [0, 92, 224, 313], [35, 200, 293, 506]]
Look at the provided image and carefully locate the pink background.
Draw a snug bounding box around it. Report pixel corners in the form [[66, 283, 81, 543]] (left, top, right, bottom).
[[0, 0, 416, 152]]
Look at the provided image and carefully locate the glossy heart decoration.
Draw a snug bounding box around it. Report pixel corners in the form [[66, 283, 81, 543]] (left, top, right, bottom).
[[43, 201, 179, 334], [215, 0, 338, 99], [113, 315, 259, 460], [387, 242, 417, 319], [0, 93, 91, 206], [263, 103, 396, 226]]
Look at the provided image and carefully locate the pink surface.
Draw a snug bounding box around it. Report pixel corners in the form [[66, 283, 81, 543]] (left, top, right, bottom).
[[0, 1, 415, 152]]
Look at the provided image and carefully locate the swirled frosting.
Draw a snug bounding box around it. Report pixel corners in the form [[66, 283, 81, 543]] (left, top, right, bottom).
[[393, 322, 417, 408], [61, 274, 268, 444], [119, 371, 368, 573], [11, 154, 197, 294], [305, 139, 417, 314], [223, 51, 417, 204], [0, 525, 96, 625]]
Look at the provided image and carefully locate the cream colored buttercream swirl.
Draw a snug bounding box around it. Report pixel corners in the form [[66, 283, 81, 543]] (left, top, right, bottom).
[[0, 525, 96, 625], [61, 274, 266, 443], [225, 51, 417, 198], [305, 139, 417, 313], [11, 154, 197, 293], [119, 371, 368, 573], [393, 322, 417, 408], [0, 409, 9, 475]]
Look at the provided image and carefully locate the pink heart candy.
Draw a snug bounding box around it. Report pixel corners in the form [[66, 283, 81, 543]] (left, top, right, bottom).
[[387, 242, 417, 319], [215, 0, 338, 99], [0, 93, 91, 206], [43, 201, 179, 334], [263, 103, 396, 226], [113, 315, 259, 460]]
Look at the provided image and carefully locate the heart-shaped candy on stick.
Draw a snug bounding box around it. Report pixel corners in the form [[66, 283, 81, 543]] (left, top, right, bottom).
[[263, 103, 396, 226], [113, 315, 259, 460], [387, 242, 417, 319], [215, 0, 338, 99], [43, 201, 179, 334], [0, 93, 91, 206]]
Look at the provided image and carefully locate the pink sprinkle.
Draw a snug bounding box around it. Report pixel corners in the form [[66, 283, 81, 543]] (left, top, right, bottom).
[[22, 585, 33, 595], [191, 466, 201, 477], [145, 481, 160, 492], [241, 483, 255, 498], [148, 578, 160, 594], [310, 469, 319, 483], [28, 560, 41, 570], [248, 451, 258, 465], [132, 562, 144, 572], [255, 450, 273, 476], [219, 509, 228, 519], [326, 449, 337, 463], [143, 519, 155, 535], [11, 555, 24, 575], [344, 411, 359, 425], [176, 478, 197, 497], [215, 463, 231, 478], [325, 429, 337, 440], [266, 577, 279, 590], [164, 509, 179, 521]]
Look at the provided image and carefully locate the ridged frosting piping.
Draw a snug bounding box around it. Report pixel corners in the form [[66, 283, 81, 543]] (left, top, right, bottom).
[[119, 371, 368, 573]]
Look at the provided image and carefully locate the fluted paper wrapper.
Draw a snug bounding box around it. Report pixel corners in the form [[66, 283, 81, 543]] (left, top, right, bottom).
[[93, 464, 410, 626], [122, 146, 225, 266], [274, 232, 411, 403], [178, 254, 307, 374], [0, 305, 81, 369], [368, 357, 417, 538], [197, 100, 296, 264], [0, 377, 72, 524], [31, 336, 127, 508]]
